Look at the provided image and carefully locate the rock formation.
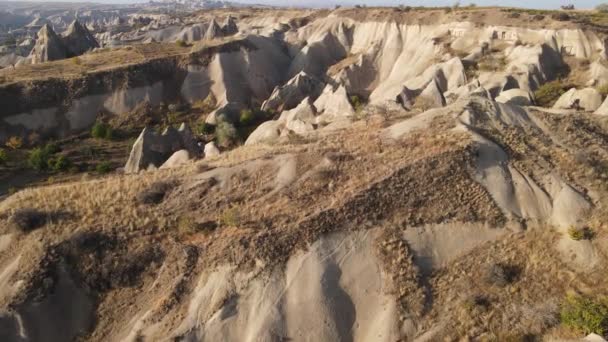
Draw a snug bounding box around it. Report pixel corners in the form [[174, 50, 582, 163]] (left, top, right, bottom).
[[261, 72, 324, 112], [62, 20, 99, 57], [553, 87, 603, 111], [124, 124, 201, 173], [29, 24, 67, 64]]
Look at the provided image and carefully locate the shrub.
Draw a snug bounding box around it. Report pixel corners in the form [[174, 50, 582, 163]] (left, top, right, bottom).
[[50, 155, 71, 172], [136, 182, 174, 205], [5, 136, 23, 150], [95, 161, 113, 174], [597, 4, 608, 13], [176, 39, 189, 47], [568, 226, 594, 241], [552, 12, 570, 21], [215, 120, 238, 147], [350, 95, 364, 112], [534, 81, 570, 107], [9, 208, 47, 232], [561, 294, 608, 336], [196, 122, 215, 135], [91, 122, 113, 140], [597, 84, 608, 97], [27, 143, 61, 171], [0, 148, 7, 165], [484, 262, 520, 287], [219, 207, 241, 227], [193, 93, 217, 113], [239, 109, 254, 126], [28, 147, 50, 171], [71, 57, 82, 65]]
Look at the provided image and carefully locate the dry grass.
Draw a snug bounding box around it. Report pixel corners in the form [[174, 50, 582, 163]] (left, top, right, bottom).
[[0, 43, 191, 84]]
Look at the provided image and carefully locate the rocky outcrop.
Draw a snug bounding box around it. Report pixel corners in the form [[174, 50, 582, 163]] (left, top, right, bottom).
[[204, 141, 220, 158], [222, 16, 238, 36], [62, 20, 99, 57], [205, 19, 222, 40], [29, 24, 67, 64], [124, 124, 201, 173], [313, 84, 355, 124], [553, 88, 603, 111], [246, 98, 318, 145], [261, 72, 323, 112], [495, 88, 534, 106], [159, 149, 191, 169]]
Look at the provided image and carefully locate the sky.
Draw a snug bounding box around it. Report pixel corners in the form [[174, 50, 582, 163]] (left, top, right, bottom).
[[1, 0, 606, 9]]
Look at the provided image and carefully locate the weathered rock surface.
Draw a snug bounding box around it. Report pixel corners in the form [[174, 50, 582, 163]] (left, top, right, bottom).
[[29, 24, 67, 64], [62, 20, 99, 57], [124, 124, 201, 173], [261, 72, 323, 112], [553, 87, 603, 111]]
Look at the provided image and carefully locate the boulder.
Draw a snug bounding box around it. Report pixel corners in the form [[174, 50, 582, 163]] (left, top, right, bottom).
[[313, 84, 355, 124], [245, 120, 283, 146], [279, 98, 317, 135], [418, 78, 446, 108], [553, 88, 603, 111], [159, 150, 191, 170], [495, 89, 534, 106], [124, 124, 201, 173], [29, 24, 67, 64], [204, 141, 220, 158], [261, 72, 323, 112], [62, 20, 99, 57]]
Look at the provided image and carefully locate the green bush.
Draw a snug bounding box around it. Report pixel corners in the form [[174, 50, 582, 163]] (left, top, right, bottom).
[[27, 143, 63, 171], [534, 81, 570, 107], [50, 155, 71, 172], [95, 161, 113, 174], [567, 226, 594, 241], [350, 95, 364, 112], [0, 148, 7, 165], [196, 122, 215, 135], [219, 207, 241, 227], [176, 39, 189, 48], [239, 109, 254, 126], [91, 122, 113, 140], [597, 83, 608, 97], [561, 294, 608, 336], [215, 120, 238, 147], [28, 148, 50, 171]]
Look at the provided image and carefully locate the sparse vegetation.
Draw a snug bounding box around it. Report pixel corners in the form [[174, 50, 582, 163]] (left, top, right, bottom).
[[597, 4, 608, 13], [95, 161, 113, 174], [239, 109, 254, 126], [350, 95, 364, 113], [27, 143, 62, 171], [192, 93, 217, 113], [196, 122, 215, 135], [176, 39, 189, 48], [136, 182, 174, 205], [91, 122, 114, 140], [561, 294, 608, 336], [477, 54, 507, 72], [5, 136, 23, 150], [567, 226, 594, 241], [219, 206, 241, 227], [0, 148, 7, 165], [484, 262, 520, 287], [534, 81, 571, 107], [414, 96, 436, 112], [9, 208, 47, 232], [215, 120, 238, 147]]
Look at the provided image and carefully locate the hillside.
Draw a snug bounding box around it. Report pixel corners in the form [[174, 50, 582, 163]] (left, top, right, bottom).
[[1, 5, 608, 342]]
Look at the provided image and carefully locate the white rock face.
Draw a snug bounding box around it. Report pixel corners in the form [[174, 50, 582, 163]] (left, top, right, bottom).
[[160, 150, 191, 169], [261, 72, 323, 112], [29, 24, 67, 64], [204, 142, 220, 158], [166, 229, 403, 341], [313, 85, 355, 124], [553, 88, 603, 111], [495, 88, 533, 106], [244, 120, 283, 146]]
